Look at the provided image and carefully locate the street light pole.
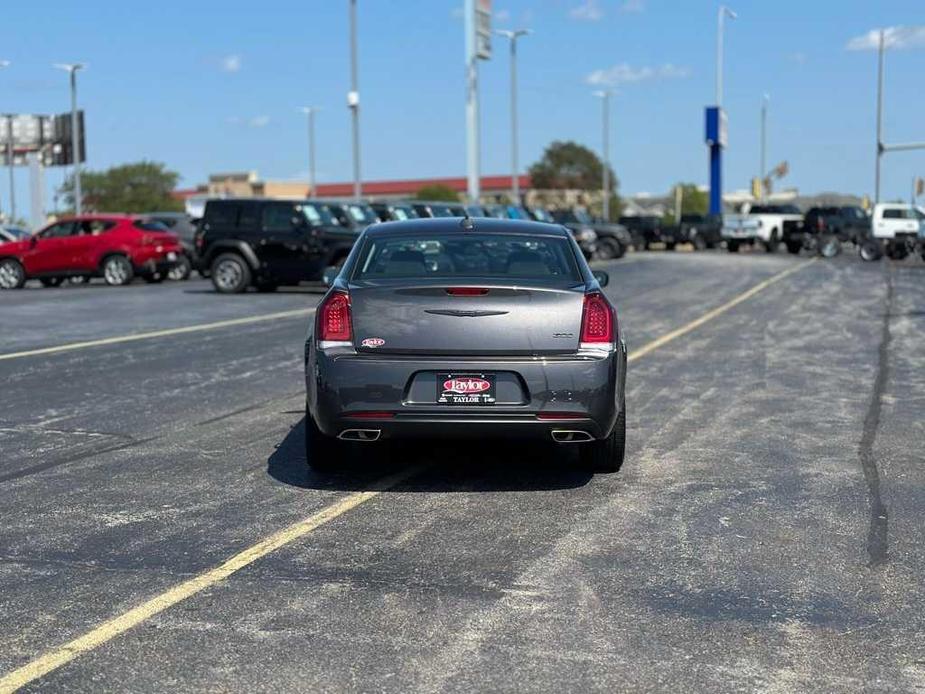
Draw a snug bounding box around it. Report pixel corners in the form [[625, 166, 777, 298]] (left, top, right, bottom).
[[54, 63, 85, 215], [760, 93, 769, 201], [300, 107, 319, 196], [875, 28, 885, 204], [0, 61, 10, 223], [496, 29, 530, 203], [594, 91, 613, 222], [716, 6, 737, 107], [347, 0, 361, 201]]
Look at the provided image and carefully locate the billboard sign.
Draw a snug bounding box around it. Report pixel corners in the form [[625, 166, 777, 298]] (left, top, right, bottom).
[[0, 111, 84, 166]]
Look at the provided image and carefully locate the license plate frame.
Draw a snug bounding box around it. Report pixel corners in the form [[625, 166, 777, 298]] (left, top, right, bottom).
[[437, 373, 496, 405]]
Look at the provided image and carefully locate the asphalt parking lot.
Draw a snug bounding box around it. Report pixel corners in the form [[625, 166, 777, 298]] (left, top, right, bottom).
[[2, 251, 924, 692]]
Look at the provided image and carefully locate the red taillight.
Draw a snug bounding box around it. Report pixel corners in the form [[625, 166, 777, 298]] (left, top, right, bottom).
[[318, 291, 352, 342], [580, 292, 614, 343], [446, 287, 489, 296], [537, 412, 587, 420]]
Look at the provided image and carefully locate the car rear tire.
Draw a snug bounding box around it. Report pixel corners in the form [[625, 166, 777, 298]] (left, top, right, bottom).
[[596, 237, 625, 260], [304, 411, 342, 472], [102, 255, 134, 286], [0, 258, 26, 289], [764, 230, 779, 253], [817, 234, 841, 259], [581, 409, 626, 474], [167, 255, 192, 281], [859, 239, 883, 262], [40, 277, 64, 288], [211, 253, 251, 294], [886, 242, 908, 261]]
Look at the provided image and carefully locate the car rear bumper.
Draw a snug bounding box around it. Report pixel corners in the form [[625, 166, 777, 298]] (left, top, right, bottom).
[[307, 345, 626, 442]]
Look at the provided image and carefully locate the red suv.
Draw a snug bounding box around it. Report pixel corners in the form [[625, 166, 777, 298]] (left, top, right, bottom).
[[0, 215, 182, 289]]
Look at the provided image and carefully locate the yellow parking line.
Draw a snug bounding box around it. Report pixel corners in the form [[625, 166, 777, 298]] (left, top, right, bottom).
[[0, 466, 421, 694], [628, 259, 816, 363], [0, 309, 316, 363], [0, 257, 816, 692]]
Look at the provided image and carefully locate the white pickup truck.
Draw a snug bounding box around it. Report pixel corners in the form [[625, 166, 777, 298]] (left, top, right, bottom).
[[722, 203, 804, 253], [860, 203, 925, 261]]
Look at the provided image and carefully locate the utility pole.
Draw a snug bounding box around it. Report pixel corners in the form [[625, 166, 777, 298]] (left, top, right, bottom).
[[54, 63, 84, 214], [496, 29, 530, 203], [594, 91, 613, 222], [707, 6, 736, 216], [465, 0, 480, 204], [300, 107, 319, 196], [760, 94, 769, 201], [348, 0, 361, 200], [875, 29, 884, 203], [6, 115, 14, 222]]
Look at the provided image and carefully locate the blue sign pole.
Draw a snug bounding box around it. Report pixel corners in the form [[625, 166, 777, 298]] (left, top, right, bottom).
[[705, 106, 727, 216]]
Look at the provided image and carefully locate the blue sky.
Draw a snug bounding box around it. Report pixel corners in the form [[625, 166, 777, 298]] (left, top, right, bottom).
[[2, 0, 925, 214]]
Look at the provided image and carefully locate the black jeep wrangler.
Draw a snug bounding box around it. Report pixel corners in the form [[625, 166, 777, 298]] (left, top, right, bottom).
[[196, 199, 358, 293]]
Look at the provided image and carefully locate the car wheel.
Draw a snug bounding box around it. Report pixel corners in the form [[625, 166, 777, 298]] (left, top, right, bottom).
[[886, 242, 908, 261], [211, 253, 251, 294], [727, 241, 740, 253], [859, 239, 883, 262], [40, 277, 64, 288], [692, 234, 707, 251], [785, 240, 802, 255], [817, 234, 841, 259], [0, 258, 26, 289], [102, 255, 134, 286], [764, 230, 779, 253], [596, 238, 623, 260], [167, 255, 192, 281], [304, 410, 342, 472], [580, 409, 626, 474]]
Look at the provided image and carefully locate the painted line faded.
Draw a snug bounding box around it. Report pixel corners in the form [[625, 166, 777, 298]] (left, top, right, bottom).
[[0, 308, 316, 363], [628, 259, 816, 363], [0, 258, 816, 692], [0, 466, 422, 694]]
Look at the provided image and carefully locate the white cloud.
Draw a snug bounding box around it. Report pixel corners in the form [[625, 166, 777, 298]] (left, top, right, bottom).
[[586, 62, 691, 86], [620, 0, 645, 13], [846, 25, 925, 51], [570, 0, 603, 21], [248, 115, 270, 128], [221, 54, 242, 73]]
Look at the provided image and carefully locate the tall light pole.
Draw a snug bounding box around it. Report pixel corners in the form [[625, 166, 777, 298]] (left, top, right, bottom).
[[54, 63, 84, 215], [0, 61, 11, 223], [708, 6, 736, 216], [715, 5, 736, 107], [875, 29, 885, 203], [347, 0, 361, 200], [594, 91, 613, 222], [495, 29, 530, 203], [300, 107, 319, 196], [760, 93, 769, 201]]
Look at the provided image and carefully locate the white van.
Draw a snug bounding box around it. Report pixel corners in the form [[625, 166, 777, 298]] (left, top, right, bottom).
[[872, 203, 921, 240]]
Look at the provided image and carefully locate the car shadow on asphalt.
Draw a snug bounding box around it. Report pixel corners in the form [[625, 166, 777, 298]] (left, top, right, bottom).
[[267, 418, 593, 493]]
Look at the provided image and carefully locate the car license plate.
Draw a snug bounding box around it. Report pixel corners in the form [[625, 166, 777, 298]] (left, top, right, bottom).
[[167, 252, 177, 261], [437, 373, 496, 405]]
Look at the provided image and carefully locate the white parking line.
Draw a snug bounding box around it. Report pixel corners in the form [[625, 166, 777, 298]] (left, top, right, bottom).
[[0, 309, 316, 363]]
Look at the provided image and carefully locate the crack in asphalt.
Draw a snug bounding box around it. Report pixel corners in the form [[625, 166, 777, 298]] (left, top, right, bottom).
[[859, 267, 892, 568]]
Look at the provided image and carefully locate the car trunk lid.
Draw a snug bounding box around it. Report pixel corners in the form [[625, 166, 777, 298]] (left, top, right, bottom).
[[348, 281, 584, 355]]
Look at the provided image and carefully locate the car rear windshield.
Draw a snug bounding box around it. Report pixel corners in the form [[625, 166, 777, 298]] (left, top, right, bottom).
[[353, 232, 582, 282]]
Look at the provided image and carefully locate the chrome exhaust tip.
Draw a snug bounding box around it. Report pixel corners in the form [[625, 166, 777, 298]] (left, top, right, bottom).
[[338, 429, 381, 442], [550, 430, 594, 443]]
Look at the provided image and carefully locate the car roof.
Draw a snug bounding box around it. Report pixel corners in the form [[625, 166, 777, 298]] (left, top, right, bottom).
[[363, 217, 570, 238]]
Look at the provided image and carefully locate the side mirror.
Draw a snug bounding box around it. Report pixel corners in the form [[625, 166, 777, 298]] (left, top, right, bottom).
[[592, 270, 610, 288], [322, 265, 339, 287]]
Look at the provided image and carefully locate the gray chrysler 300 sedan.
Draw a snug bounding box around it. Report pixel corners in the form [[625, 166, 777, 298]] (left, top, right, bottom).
[[304, 217, 627, 473]]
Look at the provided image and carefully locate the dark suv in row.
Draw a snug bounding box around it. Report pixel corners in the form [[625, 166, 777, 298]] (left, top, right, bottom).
[[196, 199, 362, 293]]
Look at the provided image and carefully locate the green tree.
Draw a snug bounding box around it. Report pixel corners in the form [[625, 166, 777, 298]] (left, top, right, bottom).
[[415, 184, 460, 202], [60, 161, 183, 213], [528, 140, 621, 218], [665, 182, 708, 222]]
